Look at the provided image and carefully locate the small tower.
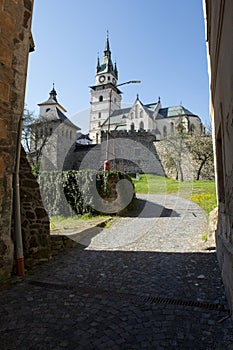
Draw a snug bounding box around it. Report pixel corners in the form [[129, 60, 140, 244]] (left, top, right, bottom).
[[33, 85, 80, 170], [89, 33, 122, 144]]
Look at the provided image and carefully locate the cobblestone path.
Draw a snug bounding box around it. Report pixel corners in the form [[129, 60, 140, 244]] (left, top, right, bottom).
[[1, 194, 233, 349]]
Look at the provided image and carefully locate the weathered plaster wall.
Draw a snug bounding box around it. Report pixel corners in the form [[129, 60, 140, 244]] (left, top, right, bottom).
[[0, 0, 34, 278], [204, 0, 233, 313]]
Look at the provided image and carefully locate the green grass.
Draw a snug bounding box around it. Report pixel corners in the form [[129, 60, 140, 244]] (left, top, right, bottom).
[[132, 174, 217, 215], [50, 214, 111, 231]]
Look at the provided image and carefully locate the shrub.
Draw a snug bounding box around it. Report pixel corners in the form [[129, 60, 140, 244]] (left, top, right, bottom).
[[39, 170, 135, 217]]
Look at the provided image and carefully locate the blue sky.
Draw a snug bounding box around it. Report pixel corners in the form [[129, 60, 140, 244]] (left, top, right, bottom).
[[25, 0, 209, 133]]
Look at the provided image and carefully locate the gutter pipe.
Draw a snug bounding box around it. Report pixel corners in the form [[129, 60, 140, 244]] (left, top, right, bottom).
[[13, 113, 24, 276]]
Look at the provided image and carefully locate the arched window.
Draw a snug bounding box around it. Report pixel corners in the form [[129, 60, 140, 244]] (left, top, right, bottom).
[[171, 122, 174, 135], [130, 112, 134, 120], [99, 95, 103, 102], [139, 121, 144, 130], [190, 124, 195, 135], [131, 123, 135, 131], [163, 126, 167, 137], [46, 108, 50, 112], [135, 105, 138, 118], [49, 127, 53, 136], [98, 112, 101, 119], [140, 110, 143, 118]]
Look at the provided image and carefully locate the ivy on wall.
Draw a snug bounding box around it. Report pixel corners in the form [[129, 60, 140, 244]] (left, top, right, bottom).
[[39, 170, 135, 217]]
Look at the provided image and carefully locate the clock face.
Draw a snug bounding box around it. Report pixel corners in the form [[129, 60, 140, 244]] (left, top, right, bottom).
[[99, 75, 105, 83]]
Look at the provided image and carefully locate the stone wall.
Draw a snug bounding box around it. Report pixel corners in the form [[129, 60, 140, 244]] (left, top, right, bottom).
[[0, 0, 34, 279], [156, 137, 214, 181], [204, 0, 233, 314], [18, 148, 50, 267], [66, 130, 165, 176]]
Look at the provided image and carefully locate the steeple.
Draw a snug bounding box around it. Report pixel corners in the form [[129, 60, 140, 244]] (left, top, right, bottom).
[[49, 83, 57, 102], [96, 54, 101, 73], [114, 62, 118, 79], [104, 31, 111, 57], [95, 32, 117, 79]]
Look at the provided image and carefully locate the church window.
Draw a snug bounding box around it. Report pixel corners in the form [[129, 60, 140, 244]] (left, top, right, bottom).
[[171, 122, 174, 135], [108, 76, 110, 81], [140, 110, 143, 118], [46, 108, 50, 112], [98, 112, 101, 119], [139, 121, 144, 130], [131, 123, 135, 131], [131, 112, 134, 120], [190, 124, 195, 135], [49, 127, 53, 136], [163, 126, 167, 137], [99, 95, 103, 102], [98, 122, 101, 127], [135, 105, 138, 118]]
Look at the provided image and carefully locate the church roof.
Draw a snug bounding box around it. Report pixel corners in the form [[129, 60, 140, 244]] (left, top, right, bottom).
[[37, 107, 80, 130], [38, 85, 67, 113], [102, 107, 130, 127], [158, 105, 197, 118], [56, 108, 80, 129], [76, 133, 92, 141]]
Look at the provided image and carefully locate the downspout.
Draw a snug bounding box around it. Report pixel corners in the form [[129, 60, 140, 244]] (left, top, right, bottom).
[[13, 115, 24, 276], [12, 23, 35, 277]]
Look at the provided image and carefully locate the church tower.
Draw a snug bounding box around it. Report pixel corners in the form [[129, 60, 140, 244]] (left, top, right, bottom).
[[89, 33, 122, 143]]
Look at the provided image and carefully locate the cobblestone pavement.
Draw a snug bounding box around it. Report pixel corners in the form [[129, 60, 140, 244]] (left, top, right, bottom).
[[1, 194, 233, 349]]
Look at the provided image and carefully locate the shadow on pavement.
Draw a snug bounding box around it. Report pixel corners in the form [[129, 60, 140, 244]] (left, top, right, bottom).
[[121, 198, 180, 218]]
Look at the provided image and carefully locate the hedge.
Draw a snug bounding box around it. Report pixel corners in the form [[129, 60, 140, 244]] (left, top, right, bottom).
[[38, 170, 135, 217]]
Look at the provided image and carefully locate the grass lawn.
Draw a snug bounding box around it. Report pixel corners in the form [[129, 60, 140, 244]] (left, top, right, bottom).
[[50, 214, 112, 231], [132, 174, 217, 215]]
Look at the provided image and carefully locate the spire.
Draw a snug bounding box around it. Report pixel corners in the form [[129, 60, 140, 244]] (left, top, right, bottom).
[[104, 30, 111, 56], [114, 61, 118, 79], [96, 53, 101, 73], [49, 83, 57, 102], [95, 33, 118, 80]]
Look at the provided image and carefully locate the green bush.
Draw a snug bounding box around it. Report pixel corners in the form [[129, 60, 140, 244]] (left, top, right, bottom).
[[39, 170, 135, 217]]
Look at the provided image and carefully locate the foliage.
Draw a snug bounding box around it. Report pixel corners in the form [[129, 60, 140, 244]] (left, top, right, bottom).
[[39, 170, 135, 217], [189, 193, 217, 215]]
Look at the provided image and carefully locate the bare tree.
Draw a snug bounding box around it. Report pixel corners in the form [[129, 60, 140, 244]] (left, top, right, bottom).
[[186, 134, 214, 180], [22, 108, 52, 175], [163, 117, 188, 181]]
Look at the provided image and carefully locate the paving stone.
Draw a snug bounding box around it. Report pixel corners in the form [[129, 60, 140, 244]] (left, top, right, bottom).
[[0, 194, 233, 348]]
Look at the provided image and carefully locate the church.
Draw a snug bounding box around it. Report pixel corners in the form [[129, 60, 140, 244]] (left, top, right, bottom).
[[31, 34, 204, 173], [89, 35, 204, 144]]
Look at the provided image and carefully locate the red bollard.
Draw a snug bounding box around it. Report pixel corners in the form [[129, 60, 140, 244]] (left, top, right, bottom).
[[104, 160, 110, 171]]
